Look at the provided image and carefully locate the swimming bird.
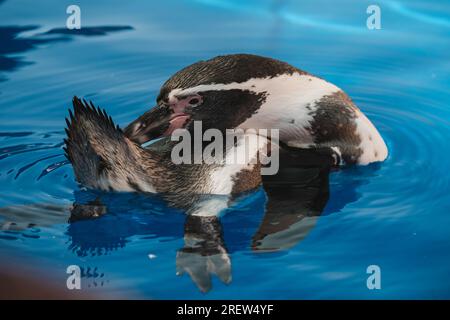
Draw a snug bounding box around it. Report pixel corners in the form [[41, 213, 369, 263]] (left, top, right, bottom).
[[64, 97, 265, 216], [124, 54, 388, 165]]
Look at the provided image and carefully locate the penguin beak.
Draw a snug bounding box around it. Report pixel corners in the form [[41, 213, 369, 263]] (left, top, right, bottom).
[[124, 104, 191, 145]]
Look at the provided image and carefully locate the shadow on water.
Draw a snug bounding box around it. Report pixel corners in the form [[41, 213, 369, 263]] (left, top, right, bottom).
[[40, 26, 134, 37], [0, 25, 65, 79], [0, 0, 133, 82]]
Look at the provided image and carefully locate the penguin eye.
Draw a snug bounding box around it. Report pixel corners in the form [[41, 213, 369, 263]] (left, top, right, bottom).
[[189, 98, 199, 105]]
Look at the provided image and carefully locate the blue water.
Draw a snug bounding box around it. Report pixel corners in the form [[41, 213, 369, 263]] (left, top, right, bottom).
[[1, 0, 450, 299]]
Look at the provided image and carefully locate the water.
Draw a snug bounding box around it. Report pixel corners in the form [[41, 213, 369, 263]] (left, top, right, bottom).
[[1, 0, 449, 299]]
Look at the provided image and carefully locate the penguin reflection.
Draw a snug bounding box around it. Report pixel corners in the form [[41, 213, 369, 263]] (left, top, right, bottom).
[[0, 110, 375, 293], [253, 146, 332, 252], [0, 161, 372, 292], [64, 149, 333, 292], [176, 215, 231, 293], [175, 155, 332, 292]]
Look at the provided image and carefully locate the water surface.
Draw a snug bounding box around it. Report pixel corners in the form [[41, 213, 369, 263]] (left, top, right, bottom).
[[1, 0, 450, 299]]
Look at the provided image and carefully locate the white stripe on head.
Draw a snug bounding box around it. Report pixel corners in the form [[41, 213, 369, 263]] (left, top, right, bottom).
[[167, 72, 341, 142], [168, 72, 339, 104]]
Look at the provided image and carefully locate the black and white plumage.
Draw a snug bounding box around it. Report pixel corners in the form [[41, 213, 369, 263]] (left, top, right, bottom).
[[125, 54, 388, 165], [64, 97, 265, 216]]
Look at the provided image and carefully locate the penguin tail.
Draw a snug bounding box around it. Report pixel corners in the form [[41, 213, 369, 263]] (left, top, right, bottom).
[[64, 96, 135, 189]]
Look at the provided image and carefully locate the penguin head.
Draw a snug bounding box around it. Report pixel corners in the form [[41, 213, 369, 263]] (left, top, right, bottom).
[[124, 54, 300, 144]]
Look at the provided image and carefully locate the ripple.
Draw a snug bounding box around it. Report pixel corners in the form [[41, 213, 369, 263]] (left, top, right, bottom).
[[0, 131, 33, 138], [0, 0, 449, 298], [383, 1, 450, 28], [0, 141, 64, 160], [37, 159, 70, 180], [14, 154, 61, 179], [348, 96, 450, 220]]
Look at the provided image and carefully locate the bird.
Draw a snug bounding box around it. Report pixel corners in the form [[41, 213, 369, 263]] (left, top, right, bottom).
[[64, 96, 266, 216], [124, 53, 388, 166]]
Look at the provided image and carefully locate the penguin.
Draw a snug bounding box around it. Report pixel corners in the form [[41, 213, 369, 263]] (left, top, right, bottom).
[[64, 97, 265, 216], [124, 53, 388, 165]]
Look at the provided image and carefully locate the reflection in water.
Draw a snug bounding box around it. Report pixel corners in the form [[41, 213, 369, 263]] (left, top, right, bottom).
[[40, 26, 134, 37], [0, 203, 70, 235], [0, 0, 375, 291], [177, 215, 231, 292], [0, 16, 133, 81], [0, 25, 66, 80], [65, 192, 183, 256], [69, 198, 107, 222], [255, 177, 329, 250], [253, 145, 332, 251], [0, 147, 375, 292]]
